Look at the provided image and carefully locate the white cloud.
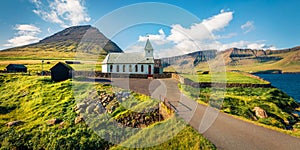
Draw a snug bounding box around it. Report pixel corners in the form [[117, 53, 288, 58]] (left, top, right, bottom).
[[215, 33, 237, 39], [138, 29, 168, 45], [31, 0, 90, 27], [133, 10, 275, 58], [202, 10, 234, 32], [216, 40, 276, 50], [3, 24, 41, 47], [241, 21, 255, 34]]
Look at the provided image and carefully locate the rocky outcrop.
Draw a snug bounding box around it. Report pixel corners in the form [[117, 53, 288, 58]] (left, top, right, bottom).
[[73, 90, 164, 128], [6, 120, 23, 127], [253, 107, 268, 118], [75, 116, 84, 124], [47, 118, 62, 125]]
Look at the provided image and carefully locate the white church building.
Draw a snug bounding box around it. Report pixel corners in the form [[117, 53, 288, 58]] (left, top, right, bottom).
[[102, 39, 157, 75]]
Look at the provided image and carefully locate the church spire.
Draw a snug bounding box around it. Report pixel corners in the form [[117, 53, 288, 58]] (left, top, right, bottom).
[[144, 38, 154, 58]]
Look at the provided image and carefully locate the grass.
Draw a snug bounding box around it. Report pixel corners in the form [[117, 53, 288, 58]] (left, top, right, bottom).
[[0, 60, 103, 72], [112, 119, 216, 150], [0, 74, 215, 149], [181, 72, 269, 84], [179, 84, 300, 137], [0, 75, 111, 149]]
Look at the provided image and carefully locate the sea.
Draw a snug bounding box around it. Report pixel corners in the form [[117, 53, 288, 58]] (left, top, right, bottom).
[[256, 74, 300, 103]]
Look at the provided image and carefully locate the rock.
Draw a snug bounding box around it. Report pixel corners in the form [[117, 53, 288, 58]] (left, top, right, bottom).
[[47, 118, 62, 125], [86, 104, 96, 114], [75, 116, 84, 124], [6, 120, 23, 127], [59, 121, 65, 129], [94, 105, 105, 114], [103, 96, 109, 102], [253, 107, 268, 118], [76, 103, 86, 110], [76, 108, 85, 114]]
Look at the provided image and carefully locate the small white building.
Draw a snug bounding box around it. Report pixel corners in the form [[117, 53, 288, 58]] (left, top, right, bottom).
[[102, 39, 155, 75]]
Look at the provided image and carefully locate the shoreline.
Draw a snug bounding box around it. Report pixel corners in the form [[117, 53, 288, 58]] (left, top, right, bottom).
[[252, 72, 300, 74]]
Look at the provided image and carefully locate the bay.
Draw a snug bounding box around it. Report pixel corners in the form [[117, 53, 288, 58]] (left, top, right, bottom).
[[256, 74, 300, 103]]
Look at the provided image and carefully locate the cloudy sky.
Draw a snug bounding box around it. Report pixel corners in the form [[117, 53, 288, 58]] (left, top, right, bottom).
[[0, 0, 299, 57]]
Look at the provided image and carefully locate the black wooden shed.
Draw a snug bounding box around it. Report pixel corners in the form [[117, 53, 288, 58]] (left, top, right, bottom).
[[50, 62, 74, 82], [6, 64, 27, 73]]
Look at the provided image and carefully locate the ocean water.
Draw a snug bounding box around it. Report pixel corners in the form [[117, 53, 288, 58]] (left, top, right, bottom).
[[256, 74, 300, 103]]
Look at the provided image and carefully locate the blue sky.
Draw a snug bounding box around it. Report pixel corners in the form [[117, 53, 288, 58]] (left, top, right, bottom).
[[0, 0, 299, 56]]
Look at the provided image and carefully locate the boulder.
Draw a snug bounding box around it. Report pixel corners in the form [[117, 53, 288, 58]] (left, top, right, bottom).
[[253, 107, 268, 118], [75, 116, 84, 124], [94, 105, 105, 114], [6, 120, 23, 127], [75, 103, 87, 111], [59, 121, 65, 129], [47, 118, 62, 125], [86, 104, 96, 114]]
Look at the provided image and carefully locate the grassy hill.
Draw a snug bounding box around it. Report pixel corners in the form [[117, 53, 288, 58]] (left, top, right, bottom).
[[0, 25, 124, 72], [0, 74, 215, 149], [0, 25, 122, 60]]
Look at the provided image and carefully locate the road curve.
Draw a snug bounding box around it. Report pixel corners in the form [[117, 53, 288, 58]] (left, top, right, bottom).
[[159, 79, 300, 150]]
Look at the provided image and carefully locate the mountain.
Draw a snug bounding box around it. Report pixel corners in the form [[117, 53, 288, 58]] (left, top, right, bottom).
[[161, 50, 217, 67], [162, 46, 300, 73], [0, 25, 122, 59]]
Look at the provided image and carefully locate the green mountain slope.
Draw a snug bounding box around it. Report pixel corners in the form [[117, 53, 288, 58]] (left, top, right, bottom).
[[0, 25, 122, 60]]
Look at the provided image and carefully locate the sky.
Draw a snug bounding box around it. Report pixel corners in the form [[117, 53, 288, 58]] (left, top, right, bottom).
[[0, 0, 300, 57]]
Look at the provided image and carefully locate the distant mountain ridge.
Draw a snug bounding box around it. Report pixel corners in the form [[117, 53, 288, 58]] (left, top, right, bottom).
[[161, 46, 300, 73], [222, 46, 300, 65]]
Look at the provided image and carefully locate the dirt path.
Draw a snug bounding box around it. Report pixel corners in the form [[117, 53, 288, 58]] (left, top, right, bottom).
[[158, 79, 300, 150], [106, 77, 300, 149]]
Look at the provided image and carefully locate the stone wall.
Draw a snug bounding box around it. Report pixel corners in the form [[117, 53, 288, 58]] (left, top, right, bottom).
[[73, 90, 164, 128], [74, 71, 172, 79]]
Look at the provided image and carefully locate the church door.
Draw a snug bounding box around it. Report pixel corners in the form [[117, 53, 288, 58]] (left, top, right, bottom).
[[148, 65, 151, 75]]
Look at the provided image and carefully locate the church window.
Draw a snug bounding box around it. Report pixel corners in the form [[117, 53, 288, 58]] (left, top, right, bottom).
[[110, 65, 113, 72], [135, 65, 138, 72], [129, 65, 132, 72]]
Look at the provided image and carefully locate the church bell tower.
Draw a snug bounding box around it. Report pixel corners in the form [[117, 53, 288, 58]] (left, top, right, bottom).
[[144, 39, 154, 58]]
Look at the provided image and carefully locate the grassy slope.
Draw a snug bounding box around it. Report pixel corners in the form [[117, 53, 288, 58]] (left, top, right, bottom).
[[180, 80, 300, 137], [181, 72, 269, 84], [0, 75, 110, 149], [0, 42, 106, 72], [0, 75, 214, 149], [112, 118, 216, 150], [222, 50, 300, 73]]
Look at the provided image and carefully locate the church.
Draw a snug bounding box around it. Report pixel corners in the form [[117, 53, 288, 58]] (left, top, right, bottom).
[[102, 39, 162, 75]]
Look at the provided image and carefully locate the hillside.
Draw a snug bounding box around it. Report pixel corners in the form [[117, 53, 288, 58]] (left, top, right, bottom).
[[162, 46, 300, 73], [222, 46, 300, 72], [0, 74, 215, 149], [0, 25, 122, 60]]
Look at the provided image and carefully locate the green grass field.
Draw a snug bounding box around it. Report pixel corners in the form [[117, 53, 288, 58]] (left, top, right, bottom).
[[0, 74, 215, 149], [0, 60, 103, 72], [181, 72, 269, 84]]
